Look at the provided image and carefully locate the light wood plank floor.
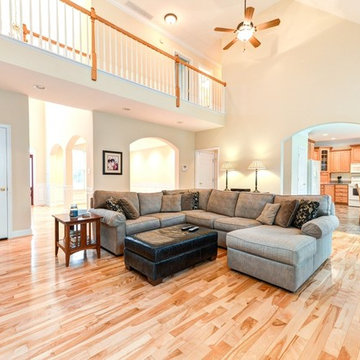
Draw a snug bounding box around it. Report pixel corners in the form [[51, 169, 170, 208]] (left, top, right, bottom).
[[0, 205, 360, 359]]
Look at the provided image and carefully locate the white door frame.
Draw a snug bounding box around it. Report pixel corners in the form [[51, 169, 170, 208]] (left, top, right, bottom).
[[195, 147, 220, 189], [0, 124, 12, 239]]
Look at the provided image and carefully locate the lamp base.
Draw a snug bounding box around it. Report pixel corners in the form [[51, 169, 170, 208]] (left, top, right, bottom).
[[253, 189, 260, 193], [224, 187, 231, 191]]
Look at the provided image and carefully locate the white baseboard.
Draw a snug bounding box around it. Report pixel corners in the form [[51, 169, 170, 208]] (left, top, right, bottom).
[[10, 228, 32, 238]]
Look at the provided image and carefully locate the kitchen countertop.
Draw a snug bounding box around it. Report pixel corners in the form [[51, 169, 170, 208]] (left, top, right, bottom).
[[321, 183, 350, 185]]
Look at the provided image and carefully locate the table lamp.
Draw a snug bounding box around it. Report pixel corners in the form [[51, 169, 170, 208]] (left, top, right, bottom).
[[248, 160, 266, 193], [221, 162, 235, 191]]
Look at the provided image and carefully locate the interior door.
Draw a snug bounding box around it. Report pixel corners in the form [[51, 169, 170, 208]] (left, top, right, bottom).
[[0, 127, 8, 239], [30, 154, 34, 206], [195, 150, 215, 189]]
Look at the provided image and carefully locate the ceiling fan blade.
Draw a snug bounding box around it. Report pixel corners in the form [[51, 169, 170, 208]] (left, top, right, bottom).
[[214, 27, 236, 32], [248, 36, 261, 48], [255, 18, 280, 31], [245, 7, 255, 22], [223, 38, 238, 50]]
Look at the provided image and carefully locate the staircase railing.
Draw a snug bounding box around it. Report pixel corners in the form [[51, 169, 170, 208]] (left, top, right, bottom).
[[0, 0, 226, 112]]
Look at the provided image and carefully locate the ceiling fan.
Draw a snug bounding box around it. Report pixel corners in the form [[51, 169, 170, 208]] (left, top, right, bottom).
[[214, 0, 280, 50]]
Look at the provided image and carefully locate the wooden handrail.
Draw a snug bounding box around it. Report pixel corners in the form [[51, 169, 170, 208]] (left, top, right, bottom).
[[22, 24, 90, 58], [59, 0, 226, 87]]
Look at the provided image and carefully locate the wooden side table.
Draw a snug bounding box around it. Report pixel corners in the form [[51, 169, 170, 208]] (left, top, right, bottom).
[[53, 213, 102, 267]]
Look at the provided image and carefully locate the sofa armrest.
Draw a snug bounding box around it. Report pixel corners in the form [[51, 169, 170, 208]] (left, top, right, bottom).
[[301, 215, 339, 239], [89, 208, 126, 227]]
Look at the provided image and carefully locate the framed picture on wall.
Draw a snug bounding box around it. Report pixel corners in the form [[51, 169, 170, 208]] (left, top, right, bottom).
[[103, 150, 123, 175]]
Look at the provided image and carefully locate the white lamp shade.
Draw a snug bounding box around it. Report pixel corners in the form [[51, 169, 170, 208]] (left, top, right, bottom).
[[248, 160, 266, 170], [221, 161, 235, 171]]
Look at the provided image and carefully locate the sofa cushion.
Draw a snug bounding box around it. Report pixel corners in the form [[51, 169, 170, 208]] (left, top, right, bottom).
[[301, 215, 339, 239], [274, 195, 331, 217], [93, 190, 139, 212], [256, 203, 281, 225], [125, 216, 160, 235], [191, 189, 213, 210], [226, 225, 316, 266], [138, 192, 163, 215], [118, 198, 140, 220], [207, 190, 239, 217], [161, 194, 182, 212], [163, 189, 189, 195], [274, 200, 299, 228], [151, 212, 186, 227], [235, 193, 274, 219], [293, 200, 320, 229], [214, 217, 261, 232], [89, 208, 126, 227], [185, 210, 226, 229]]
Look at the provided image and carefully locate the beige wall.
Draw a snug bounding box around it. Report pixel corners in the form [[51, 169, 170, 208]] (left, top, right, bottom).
[[130, 145, 176, 192], [0, 89, 31, 235], [93, 111, 195, 191], [196, 0, 360, 194]]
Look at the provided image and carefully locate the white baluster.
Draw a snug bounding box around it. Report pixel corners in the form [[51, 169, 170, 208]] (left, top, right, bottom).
[[71, 7, 75, 59], [86, 14, 89, 65], [108, 26, 112, 74], [114, 30, 118, 75], [79, 12, 82, 63]]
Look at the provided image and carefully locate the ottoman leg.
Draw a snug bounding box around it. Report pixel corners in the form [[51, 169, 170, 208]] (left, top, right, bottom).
[[209, 255, 217, 261], [148, 277, 163, 286]]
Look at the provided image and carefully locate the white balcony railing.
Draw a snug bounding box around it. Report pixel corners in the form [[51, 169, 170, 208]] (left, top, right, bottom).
[[0, 0, 226, 112]]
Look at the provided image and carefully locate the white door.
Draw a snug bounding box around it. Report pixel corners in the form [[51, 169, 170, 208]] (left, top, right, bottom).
[[0, 127, 8, 239], [195, 150, 216, 189], [297, 145, 308, 195]]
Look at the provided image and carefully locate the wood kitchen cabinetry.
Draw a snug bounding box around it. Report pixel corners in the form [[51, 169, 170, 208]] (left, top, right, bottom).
[[320, 184, 348, 204], [351, 145, 360, 163], [330, 149, 351, 172]]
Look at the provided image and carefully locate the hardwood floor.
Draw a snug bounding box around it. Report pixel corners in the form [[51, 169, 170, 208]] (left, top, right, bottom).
[[1, 205, 360, 359]]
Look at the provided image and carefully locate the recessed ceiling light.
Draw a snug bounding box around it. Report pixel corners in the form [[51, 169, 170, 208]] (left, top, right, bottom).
[[176, 121, 183, 124], [33, 84, 46, 90], [164, 13, 177, 24], [122, 107, 131, 111], [331, 137, 336, 140], [322, 133, 328, 136]]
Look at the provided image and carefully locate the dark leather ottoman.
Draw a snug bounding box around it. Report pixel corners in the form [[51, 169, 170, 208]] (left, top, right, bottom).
[[124, 224, 218, 285]]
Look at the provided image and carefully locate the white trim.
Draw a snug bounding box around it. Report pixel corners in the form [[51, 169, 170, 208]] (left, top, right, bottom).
[[106, 0, 221, 68], [10, 229, 32, 239], [0, 124, 12, 240]]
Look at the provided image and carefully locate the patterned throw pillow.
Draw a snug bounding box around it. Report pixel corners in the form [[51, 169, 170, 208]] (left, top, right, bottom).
[[105, 197, 124, 215], [292, 200, 320, 229], [181, 192, 199, 210]]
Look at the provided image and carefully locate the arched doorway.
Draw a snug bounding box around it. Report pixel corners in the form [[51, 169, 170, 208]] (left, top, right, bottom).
[[281, 122, 360, 199], [49, 144, 64, 206], [66, 136, 87, 208], [129, 137, 179, 192]]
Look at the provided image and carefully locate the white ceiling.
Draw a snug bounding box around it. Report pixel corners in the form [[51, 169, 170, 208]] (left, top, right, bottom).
[[308, 123, 360, 142], [111, 0, 360, 63]]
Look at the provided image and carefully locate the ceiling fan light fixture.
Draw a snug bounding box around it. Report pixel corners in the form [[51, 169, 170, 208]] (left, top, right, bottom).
[[236, 23, 254, 42], [164, 13, 177, 24]]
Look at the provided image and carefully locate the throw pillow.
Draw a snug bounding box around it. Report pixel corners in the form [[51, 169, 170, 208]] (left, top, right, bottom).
[[274, 200, 299, 228], [256, 203, 281, 225], [292, 200, 320, 229], [181, 191, 199, 210], [161, 194, 182, 212], [105, 197, 125, 215], [118, 198, 140, 219]]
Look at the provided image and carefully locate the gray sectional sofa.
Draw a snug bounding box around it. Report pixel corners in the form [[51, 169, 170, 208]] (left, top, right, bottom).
[[89, 189, 339, 292]]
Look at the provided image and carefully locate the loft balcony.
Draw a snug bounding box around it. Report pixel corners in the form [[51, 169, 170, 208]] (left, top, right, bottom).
[[0, 0, 226, 130]]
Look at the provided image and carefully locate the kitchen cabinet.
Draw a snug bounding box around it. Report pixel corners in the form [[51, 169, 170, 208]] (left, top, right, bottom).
[[320, 184, 348, 204], [321, 184, 335, 200], [313, 148, 320, 161], [319, 147, 331, 172], [334, 184, 348, 204], [308, 140, 315, 160], [351, 145, 360, 163], [320, 172, 330, 184], [330, 149, 351, 172]]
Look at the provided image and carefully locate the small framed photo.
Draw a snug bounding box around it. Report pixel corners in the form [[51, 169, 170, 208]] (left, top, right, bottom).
[[103, 150, 122, 175]]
